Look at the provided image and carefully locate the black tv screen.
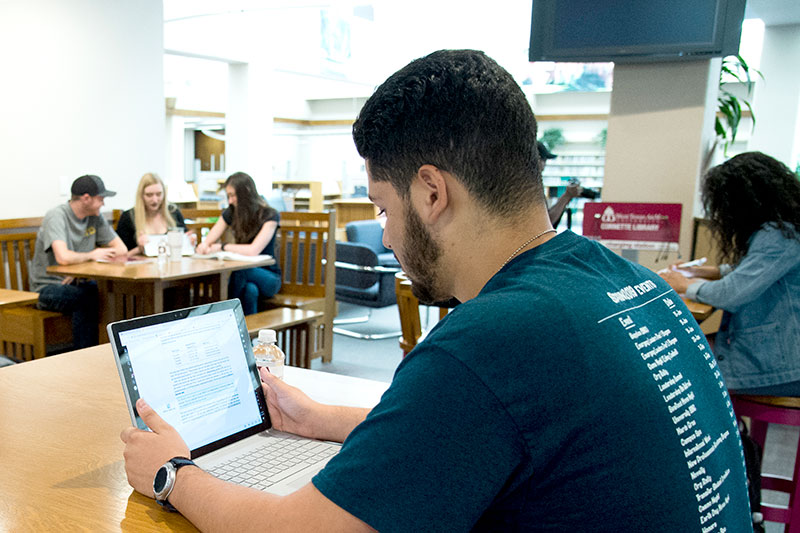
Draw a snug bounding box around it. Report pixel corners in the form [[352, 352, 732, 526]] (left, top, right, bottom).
[[529, 0, 746, 63]]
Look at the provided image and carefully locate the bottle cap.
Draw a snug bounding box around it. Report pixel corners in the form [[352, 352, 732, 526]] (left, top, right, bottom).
[[258, 329, 277, 343]]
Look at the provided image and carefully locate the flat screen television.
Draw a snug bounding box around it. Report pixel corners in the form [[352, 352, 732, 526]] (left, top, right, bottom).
[[529, 0, 746, 63]]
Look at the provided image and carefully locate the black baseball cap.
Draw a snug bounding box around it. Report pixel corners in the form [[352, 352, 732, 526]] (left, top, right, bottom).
[[71, 175, 116, 197], [537, 141, 557, 160]]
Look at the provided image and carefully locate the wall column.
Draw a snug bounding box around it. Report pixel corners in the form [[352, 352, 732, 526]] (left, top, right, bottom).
[[227, 62, 275, 193], [602, 59, 720, 269], [748, 23, 800, 169]]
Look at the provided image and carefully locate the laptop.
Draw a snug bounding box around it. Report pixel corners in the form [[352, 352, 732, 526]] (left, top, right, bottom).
[[142, 233, 195, 257], [108, 299, 340, 495]]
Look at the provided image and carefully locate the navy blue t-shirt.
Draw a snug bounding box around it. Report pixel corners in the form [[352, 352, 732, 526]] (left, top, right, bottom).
[[313, 231, 751, 532]]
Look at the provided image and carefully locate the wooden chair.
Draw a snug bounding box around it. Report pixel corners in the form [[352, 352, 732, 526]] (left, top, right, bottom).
[[180, 208, 222, 239], [0, 218, 72, 361], [395, 272, 421, 356], [394, 272, 449, 357], [260, 211, 336, 363]]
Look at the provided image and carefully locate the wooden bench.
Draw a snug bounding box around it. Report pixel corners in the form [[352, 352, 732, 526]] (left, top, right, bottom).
[[260, 211, 337, 364], [245, 308, 323, 369], [0, 217, 72, 361]]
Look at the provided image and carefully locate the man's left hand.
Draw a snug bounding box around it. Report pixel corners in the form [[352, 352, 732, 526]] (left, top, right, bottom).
[[120, 398, 190, 497]]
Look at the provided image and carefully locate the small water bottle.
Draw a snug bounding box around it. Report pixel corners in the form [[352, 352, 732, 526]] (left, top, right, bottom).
[[252, 329, 285, 380], [157, 239, 168, 269]]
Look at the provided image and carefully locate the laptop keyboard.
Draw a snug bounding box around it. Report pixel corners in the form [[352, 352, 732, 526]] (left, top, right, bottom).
[[208, 435, 339, 490]]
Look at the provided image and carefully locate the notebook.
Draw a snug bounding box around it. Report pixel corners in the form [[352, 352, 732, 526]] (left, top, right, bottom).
[[142, 233, 195, 257], [108, 299, 340, 495]]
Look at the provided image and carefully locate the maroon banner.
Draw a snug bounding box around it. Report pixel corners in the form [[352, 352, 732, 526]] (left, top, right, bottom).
[[582, 202, 682, 251]]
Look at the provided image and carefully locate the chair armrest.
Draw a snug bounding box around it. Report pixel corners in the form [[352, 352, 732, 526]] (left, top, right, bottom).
[[334, 261, 402, 274]]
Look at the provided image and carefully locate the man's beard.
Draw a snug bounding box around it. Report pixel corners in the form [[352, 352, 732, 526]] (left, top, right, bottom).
[[399, 202, 447, 305]]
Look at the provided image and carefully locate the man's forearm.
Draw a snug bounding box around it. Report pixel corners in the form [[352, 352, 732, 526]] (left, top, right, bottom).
[[54, 248, 94, 265], [314, 405, 371, 443], [547, 195, 571, 225], [169, 467, 372, 533], [169, 467, 282, 533]]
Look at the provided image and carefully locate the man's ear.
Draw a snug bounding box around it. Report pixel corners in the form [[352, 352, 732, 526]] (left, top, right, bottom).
[[412, 164, 449, 224]]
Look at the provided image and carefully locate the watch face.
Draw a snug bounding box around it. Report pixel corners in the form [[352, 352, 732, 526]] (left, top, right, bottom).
[[154, 466, 169, 494]]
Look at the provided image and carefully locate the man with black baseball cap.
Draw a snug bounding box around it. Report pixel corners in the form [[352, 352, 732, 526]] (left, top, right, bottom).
[[538, 141, 585, 228], [30, 174, 127, 349]]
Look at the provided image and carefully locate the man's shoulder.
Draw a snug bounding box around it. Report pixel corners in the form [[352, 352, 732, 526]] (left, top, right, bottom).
[[41, 203, 72, 225]]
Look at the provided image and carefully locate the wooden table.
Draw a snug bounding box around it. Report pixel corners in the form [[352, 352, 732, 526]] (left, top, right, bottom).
[[0, 287, 38, 308], [0, 344, 389, 532], [682, 297, 714, 322], [47, 257, 275, 342]]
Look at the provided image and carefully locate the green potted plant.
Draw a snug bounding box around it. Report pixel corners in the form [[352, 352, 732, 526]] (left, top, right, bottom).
[[539, 128, 565, 151], [716, 54, 763, 156]]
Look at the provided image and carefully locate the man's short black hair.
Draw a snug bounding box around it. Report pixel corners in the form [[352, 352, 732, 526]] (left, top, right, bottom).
[[352, 49, 544, 216]]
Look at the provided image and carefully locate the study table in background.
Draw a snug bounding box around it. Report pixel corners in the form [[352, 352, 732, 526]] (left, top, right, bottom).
[[47, 256, 274, 342], [0, 344, 389, 532]]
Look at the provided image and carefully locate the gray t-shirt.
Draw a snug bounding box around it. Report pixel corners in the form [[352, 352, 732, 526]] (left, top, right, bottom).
[[30, 203, 118, 291]]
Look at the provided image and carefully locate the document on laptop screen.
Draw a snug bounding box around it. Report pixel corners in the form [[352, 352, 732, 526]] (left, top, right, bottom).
[[117, 308, 263, 450]]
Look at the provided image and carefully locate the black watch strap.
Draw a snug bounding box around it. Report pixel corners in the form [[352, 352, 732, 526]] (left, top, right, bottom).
[[155, 456, 196, 512]]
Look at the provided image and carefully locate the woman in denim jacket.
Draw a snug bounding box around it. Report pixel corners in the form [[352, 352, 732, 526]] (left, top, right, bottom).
[[661, 152, 800, 395]]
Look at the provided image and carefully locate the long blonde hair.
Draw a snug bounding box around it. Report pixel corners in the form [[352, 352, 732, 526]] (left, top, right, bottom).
[[133, 173, 176, 240]]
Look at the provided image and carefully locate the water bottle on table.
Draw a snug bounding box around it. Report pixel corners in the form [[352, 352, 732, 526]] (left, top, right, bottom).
[[252, 329, 285, 379]]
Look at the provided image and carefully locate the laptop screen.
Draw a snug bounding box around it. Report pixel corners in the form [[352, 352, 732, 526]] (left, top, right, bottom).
[[108, 299, 270, 457]]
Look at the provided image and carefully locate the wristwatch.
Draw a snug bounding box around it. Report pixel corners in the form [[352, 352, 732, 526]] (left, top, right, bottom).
[[153, 456, 195, 512]]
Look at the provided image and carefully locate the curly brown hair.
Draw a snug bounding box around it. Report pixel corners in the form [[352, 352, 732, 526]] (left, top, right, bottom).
[[702, 151, 800, 264]]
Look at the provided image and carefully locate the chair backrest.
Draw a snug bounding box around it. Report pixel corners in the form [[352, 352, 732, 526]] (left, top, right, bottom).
[[0, 217, 45, 292], [395, 272, 422, 356], [0, 232, 37, 292], [336, 242, 380, 289], [181, 208, 221, 236], [110, 209, 122, 228], [277, 211, 336, 299], [345, 220, 388, 255]]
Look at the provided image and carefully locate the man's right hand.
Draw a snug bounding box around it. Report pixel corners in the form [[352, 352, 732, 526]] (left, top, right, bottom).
[[89, 247, 117, 262], [260, 367, 323, 439], [564, 182, 582, 199]]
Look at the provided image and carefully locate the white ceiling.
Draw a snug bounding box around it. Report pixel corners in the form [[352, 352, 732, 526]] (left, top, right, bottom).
[[162, 0, 800, 115], [745, 0, 800, 25], [164, 0, 800, 27]]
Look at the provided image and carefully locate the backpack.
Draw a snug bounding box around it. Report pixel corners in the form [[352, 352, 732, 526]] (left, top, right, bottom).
[[739, 419, 764, 533]]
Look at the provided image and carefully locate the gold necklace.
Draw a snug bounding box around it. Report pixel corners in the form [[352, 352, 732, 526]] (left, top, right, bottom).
[[500, 229, 557, 270]]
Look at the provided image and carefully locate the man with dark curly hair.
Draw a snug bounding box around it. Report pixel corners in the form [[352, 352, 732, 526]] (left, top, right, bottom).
[[121, 50, 751, 531], [661, 151, 800, 396]]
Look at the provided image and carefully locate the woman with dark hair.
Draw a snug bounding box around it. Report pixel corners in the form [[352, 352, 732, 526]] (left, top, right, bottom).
[[196, 172, 281, 314], [661, 151, 800, 395]]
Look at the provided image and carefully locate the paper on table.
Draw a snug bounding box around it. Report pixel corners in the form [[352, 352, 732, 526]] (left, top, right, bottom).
[[656, 257, 706, 278], [193, 252, 273, 263], [656, 265, 697, 278]]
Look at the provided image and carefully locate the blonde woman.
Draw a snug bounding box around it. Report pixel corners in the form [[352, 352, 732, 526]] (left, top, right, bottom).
[[116, 172, 188, 257]]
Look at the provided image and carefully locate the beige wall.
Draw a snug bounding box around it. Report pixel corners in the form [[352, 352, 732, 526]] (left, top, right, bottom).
[[0, 0, 165, 219]]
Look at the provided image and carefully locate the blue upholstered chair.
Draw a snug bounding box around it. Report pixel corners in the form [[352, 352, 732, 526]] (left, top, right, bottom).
[[333, 220, 402, 340]]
